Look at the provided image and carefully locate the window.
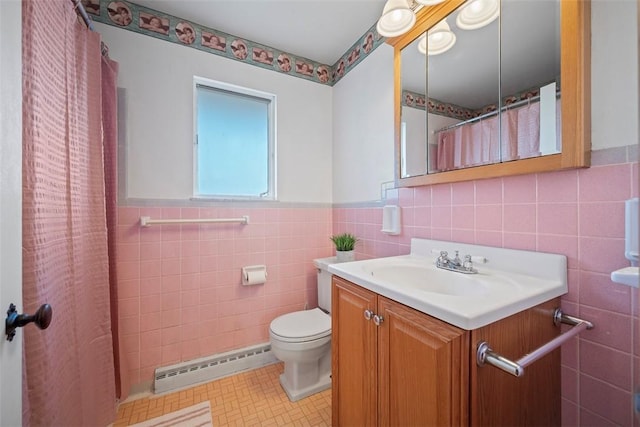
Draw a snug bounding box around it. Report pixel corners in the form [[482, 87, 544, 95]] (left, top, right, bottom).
[[194, 77, 276, 199]]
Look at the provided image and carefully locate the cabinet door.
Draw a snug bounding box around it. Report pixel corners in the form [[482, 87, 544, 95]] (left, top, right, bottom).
[[332, 276, 378, 427], [378, 297, 469, 427]]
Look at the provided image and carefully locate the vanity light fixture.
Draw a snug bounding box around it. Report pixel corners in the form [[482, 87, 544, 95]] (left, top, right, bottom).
[[376, 0, 416, 37], [417, 19, 456, 55], [456, 0, 499, 30], [377, 0, 451, 38]]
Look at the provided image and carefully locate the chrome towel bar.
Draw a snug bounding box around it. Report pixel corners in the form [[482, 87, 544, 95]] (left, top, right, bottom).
[[476, 308, 593, 377], [139, 215, 249, 227]]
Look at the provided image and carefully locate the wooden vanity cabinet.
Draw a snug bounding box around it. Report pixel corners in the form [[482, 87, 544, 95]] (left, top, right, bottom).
[[332, 276, 561, 426], [332, 276, 470, 426]]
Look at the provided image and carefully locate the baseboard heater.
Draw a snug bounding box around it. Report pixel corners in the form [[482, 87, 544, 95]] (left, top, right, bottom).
[[153, 343, 278, 394]]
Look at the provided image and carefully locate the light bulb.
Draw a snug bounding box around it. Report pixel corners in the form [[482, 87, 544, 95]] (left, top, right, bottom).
[[390, 9, 404, 22], [430, 32, 444, 42], [470, 0, 485, 13], [376, 0, 416, 37], [456, 0, 499, 30]]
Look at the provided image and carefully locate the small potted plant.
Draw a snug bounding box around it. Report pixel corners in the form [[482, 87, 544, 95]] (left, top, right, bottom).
[[330, 233, 358, 262]]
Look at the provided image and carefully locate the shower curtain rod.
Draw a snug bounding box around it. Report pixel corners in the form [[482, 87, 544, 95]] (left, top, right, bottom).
[[434, 93, 560, 134], [70, 0, 109, 56], [71, 0, 94, 31]]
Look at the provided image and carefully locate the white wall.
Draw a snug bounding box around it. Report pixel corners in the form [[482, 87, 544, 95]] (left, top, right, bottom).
[[402, 106, 428, 177], [96, 23, 333, 203], [591, 0, 638, 149], [332, 44, 395, 204]]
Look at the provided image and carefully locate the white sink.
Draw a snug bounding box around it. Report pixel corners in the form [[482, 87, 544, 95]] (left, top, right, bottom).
[[329, 238, 567, 330], [367, 264, 490, 296]]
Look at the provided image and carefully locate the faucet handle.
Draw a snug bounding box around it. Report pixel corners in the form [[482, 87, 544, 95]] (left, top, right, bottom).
[[437, 251, 449, 265], [462, 254, 479, 273], [463, 254, 473, 269]]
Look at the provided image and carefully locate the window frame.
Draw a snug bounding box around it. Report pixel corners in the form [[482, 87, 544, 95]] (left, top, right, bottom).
[[192, 76, 277, 201]]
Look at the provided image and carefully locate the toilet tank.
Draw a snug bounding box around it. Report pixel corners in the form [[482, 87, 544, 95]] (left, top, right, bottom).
[[314, 257, 338, 313]]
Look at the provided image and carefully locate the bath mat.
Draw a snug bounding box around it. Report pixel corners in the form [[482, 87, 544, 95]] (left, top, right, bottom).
[[130, 401, 212, 427]]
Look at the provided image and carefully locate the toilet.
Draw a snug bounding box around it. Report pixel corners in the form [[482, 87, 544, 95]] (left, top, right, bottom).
[[269, 257, 335, 402]]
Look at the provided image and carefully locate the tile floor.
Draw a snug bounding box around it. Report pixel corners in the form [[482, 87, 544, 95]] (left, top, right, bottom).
[[114, 363, 331, 426]]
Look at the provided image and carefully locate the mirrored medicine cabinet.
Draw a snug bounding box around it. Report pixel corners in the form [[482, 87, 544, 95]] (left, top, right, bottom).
[[388, 0, 591, 187]]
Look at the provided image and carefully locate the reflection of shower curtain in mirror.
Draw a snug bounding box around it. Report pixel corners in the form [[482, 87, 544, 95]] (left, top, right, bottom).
[[436, 102, 543, 171]]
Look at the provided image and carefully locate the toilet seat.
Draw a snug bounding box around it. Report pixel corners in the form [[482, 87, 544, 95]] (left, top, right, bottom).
[[270, 308, 331, 343]]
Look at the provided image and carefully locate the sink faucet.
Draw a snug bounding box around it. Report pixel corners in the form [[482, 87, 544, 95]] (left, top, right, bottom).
[[436, 250, 478, 274]]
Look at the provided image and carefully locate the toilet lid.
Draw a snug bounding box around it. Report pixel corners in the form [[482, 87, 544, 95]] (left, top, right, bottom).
[[270, 308, 331, 342]]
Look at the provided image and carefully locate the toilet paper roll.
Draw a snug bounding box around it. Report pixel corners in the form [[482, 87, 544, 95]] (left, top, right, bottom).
[[243, 268, 267, 286]]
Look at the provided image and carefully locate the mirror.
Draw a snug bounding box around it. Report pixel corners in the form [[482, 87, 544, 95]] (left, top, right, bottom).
[[500, 0, 561, 161], [400, 34, 428, 177], [399, 12, 500, 178], [391, 0, 590, 186]]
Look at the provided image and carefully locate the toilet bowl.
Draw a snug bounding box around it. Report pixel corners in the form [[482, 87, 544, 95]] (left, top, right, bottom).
[[270, 308, 331, 401], [269, 257, 336, 402]]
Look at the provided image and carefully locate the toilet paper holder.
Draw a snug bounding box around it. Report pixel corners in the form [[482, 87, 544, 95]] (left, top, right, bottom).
[[242, 265, 267, 286]]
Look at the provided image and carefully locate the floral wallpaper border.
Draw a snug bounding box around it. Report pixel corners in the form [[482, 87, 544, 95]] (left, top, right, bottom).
[[402, 82, 560, 121], [402, 90, 476, 121], [84, 0, 386, 86]]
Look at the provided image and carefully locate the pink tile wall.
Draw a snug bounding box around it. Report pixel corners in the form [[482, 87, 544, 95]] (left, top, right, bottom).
[[116, 206, 333, 386], [116, 161, 637, 424], [334, 162, 639, 426]]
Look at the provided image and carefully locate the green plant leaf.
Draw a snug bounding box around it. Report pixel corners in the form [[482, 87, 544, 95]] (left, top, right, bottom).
[[330, 233, 358, 251]]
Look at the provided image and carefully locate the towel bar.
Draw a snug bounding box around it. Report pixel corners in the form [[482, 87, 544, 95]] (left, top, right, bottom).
[[476, 308, 593, 377], [139, 215, 249, 227]]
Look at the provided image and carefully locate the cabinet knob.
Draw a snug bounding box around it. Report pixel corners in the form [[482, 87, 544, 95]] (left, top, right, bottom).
[[373, 314, 384, 326], [364, 309, 373, 321]]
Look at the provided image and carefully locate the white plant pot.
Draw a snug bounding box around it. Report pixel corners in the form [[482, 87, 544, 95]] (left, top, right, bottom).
[[336, 250, 355, 262]]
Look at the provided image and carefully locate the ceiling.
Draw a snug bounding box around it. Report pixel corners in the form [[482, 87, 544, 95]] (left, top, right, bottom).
[[130, 0, 387, 65]]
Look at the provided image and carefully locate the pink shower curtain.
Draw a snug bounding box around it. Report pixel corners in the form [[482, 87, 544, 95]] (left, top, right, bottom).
[[501, 108, 519, 161], [22, 0, 118, 425], [437, 117, 500, 171], [516, 102, 542, 159], [435, 102, 542, 171], [437, 128, 455, 171], [102, 55, 130, 401]]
